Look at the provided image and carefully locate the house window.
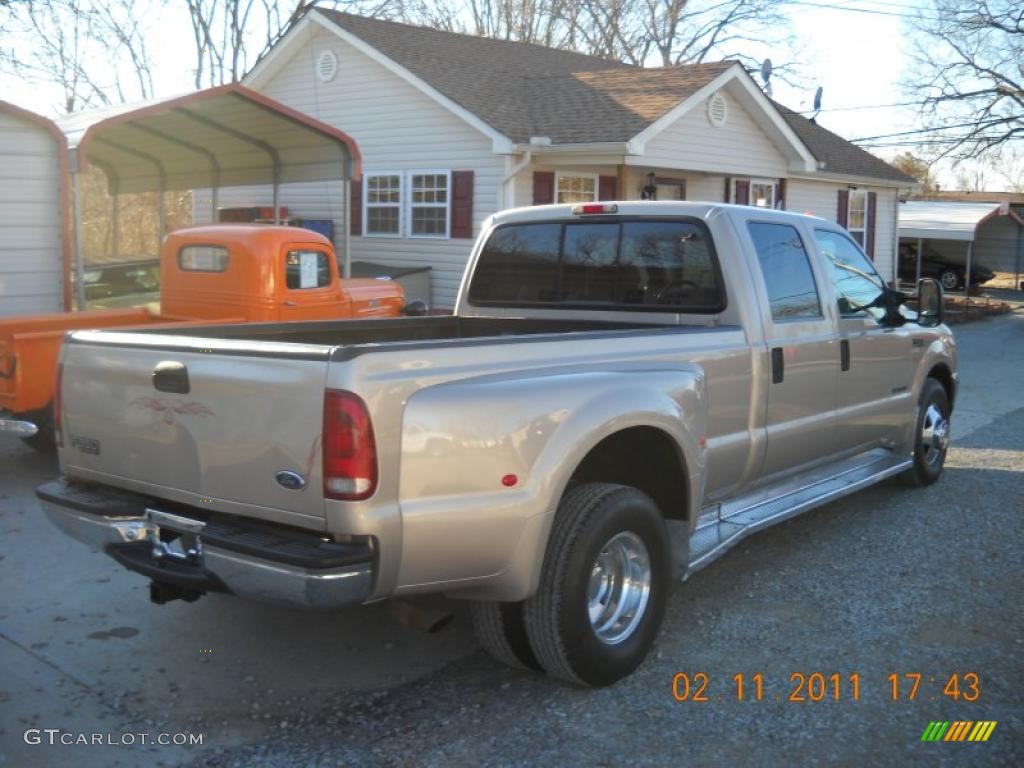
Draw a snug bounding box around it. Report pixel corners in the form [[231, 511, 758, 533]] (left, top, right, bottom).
[[655, 179, 685, 200], [555, 173, 598, 204], [847, 190, 868, 246], [410, 172, 450, 238], [365, 173, 402, 236], [750, 181, 776, 208], [733, 178, 776, 208]]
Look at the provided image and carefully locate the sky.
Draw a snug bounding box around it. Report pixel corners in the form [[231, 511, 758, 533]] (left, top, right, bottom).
[[0, 0, 991, 188]]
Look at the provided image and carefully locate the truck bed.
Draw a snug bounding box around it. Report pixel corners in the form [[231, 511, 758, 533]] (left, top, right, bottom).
[[99, 315, 678, 351]]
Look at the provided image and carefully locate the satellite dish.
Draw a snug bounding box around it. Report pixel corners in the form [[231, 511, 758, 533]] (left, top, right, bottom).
[[761, 58, 773, 84], [809, 86, 823, 124]]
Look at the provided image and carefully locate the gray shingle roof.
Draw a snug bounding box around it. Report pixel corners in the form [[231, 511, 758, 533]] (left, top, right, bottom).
[[319, 11, 912, 183], [319, 10, 730, 144], [774, 103, 915, 184]]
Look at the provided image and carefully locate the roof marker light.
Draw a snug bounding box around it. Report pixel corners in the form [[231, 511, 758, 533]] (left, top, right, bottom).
[[572, 203, 618, 215]]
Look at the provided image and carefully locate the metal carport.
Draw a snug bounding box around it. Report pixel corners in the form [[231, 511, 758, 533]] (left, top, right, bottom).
[[55, 83, 362, 307], [898, 201, 1024, 293]]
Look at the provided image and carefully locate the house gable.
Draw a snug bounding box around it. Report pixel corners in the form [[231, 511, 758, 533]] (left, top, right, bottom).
[[246, 11, 514, 153], [636, 78, 793, 178], [630, 67, 816, 173]]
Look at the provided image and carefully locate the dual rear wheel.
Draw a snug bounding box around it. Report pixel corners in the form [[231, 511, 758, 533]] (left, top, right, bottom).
[[471, 483, 671, 687]]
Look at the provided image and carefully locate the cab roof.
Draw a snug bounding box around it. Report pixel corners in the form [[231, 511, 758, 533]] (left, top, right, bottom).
[[166, 224, 333, 250]]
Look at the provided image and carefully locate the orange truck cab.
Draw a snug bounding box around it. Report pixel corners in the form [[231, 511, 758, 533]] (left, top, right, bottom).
[[0, 225, 409, 447]]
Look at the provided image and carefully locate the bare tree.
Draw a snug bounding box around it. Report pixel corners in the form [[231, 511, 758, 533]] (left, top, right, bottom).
[[187, 0, 397, 88], [890, 152, 939, 196], [906, 0, 1023, 161], [0, 0, 158, 112]]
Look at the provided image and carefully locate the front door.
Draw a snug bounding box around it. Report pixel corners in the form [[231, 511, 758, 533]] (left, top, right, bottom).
[[813, 228, 915, 451], [745, 220, 840, 479]]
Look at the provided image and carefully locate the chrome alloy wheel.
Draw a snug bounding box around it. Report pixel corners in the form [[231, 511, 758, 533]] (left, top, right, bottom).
[[587, 531, 652, 645], [920, 403, 950, 469]]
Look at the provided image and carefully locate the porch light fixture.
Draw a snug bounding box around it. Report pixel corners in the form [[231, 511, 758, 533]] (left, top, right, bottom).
[[641, 172, 658, 200]]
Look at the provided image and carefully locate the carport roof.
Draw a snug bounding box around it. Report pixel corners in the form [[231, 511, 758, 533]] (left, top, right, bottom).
[[898, 200, 1024, 242], [54, 84, 361, 194]]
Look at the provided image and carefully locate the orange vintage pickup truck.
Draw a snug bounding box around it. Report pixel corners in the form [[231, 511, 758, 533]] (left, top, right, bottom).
[[1, 224, 410, 448]]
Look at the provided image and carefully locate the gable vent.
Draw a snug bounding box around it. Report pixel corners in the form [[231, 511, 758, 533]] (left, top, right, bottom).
[[317, 50, 338, 82], [707, 92, 728, 127]]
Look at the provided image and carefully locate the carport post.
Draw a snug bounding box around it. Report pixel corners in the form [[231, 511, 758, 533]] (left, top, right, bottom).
[[72, 168, 86, 310], [158, 181, 166, 240], [965, 241, 973, 314], [343, 179, 352, 279], [916, 238, 923, 284], [110, 180, 120, 262]]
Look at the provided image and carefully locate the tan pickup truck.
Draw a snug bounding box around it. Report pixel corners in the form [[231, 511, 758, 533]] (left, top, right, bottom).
[[37, 202, 956, 687]]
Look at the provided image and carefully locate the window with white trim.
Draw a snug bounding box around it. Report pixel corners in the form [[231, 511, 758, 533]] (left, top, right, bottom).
[[555, 173, 598, 204], [733, 178, 776, 208], [409, 171, 450, 238], [847, 189, 868, 246], [365, 173, 402, 236]]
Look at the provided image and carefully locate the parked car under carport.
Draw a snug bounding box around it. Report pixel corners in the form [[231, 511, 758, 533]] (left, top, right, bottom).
[[898, 245, 995, 291]]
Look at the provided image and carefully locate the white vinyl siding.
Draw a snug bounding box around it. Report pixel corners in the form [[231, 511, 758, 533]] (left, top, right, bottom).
[[641, 84, 789, 178], [786, 179, 897, 284], [211, 24, 505, 308], [0, 111, 62, 316]]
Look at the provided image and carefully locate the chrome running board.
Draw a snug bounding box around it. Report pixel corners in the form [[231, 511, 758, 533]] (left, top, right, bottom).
[[685, 449, 912, 578]]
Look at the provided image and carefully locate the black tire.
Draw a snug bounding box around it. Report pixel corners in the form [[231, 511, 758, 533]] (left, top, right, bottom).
[[523, 483, 671, 687], [939, 269, 961, 291], [900, 379, 950, 487], [18, 405, 56, 453], [470, 600, 541, 671]]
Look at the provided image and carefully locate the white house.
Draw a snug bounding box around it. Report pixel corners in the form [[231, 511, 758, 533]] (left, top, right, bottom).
[[209, 10, 914, 308], [0, 100, 70, 315]]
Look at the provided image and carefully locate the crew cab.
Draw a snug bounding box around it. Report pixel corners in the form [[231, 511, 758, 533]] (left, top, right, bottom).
[[1, 224, 407, 448], [37, 202, 956, 687]]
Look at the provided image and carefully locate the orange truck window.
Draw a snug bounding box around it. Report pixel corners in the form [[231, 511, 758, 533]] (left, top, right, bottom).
[[179, 245, 229, 272], [285, 250, 331, 289]]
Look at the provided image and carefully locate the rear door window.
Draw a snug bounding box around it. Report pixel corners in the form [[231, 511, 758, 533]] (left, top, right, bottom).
[[285, 250, 331, 289], [469, 218, 725, 312], [747, 222, 822, 321]]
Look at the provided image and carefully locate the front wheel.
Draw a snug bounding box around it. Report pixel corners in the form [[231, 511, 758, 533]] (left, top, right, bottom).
[[939, 269, 961, 291], [900, 379, 950, 487], [523, 483, 671, 687]]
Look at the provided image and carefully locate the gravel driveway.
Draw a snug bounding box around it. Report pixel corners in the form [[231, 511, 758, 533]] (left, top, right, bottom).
[[2, 314, 1021, 768]]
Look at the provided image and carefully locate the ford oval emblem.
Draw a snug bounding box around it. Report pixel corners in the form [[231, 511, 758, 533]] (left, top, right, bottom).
[[275, 470, 307, 491]]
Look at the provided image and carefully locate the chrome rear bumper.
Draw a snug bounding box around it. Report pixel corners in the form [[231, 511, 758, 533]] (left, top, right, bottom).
[[37, 484, 374, 610], [0, 417, 38, 436]]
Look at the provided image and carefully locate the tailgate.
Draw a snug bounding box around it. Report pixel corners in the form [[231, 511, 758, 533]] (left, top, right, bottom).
[[59, 331, 332, 527]]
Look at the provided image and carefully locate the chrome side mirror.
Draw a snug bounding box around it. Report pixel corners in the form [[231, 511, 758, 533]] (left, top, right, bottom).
[[917, 278, 943, 327]]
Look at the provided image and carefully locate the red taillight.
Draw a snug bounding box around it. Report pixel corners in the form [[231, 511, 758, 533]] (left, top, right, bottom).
[[53, 360, 64, 448], [572, 203, 618, 215], [322, 389, 377, 501]]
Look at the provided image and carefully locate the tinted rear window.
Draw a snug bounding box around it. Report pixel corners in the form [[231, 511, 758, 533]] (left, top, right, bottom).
[[468, 218, 725, 312]]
